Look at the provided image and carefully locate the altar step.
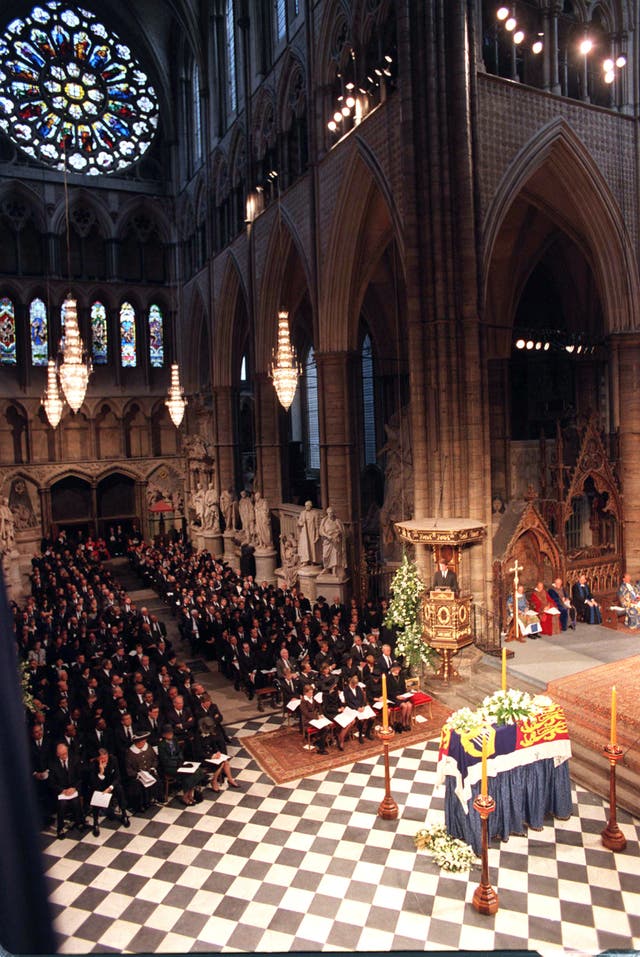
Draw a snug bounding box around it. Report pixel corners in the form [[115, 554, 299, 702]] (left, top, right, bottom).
[[427, 660, 638, 820]]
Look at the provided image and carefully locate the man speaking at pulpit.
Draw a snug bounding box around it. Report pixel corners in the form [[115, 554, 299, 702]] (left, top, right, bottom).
[[433, 560, 459, 595]]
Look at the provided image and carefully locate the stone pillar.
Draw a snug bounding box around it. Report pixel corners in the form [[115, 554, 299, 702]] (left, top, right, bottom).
[[254, 546, 277, 585], [213, 386, 237, 492], [203, 531, 223, 559], [254, 373, 282, 505], [315, 350, 359, 521], [614, 334, 640, 569]]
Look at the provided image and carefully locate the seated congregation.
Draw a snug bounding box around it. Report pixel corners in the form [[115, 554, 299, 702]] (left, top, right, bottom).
[[20, 530, 414, 839], [21, 538, 239, 839]]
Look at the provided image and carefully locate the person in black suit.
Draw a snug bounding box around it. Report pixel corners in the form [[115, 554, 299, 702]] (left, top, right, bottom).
[[48, 742, 87, 838], [30, 723, 54, 824], [571, 574, 602, 624], [343, 672, 373, 742], [83, 717, 116, 761], [433, 560, 459, 593], [87, 749, 130, 835]]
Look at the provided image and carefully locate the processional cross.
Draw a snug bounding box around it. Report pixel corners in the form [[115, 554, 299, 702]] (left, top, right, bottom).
[[508, 559, 524, 640]]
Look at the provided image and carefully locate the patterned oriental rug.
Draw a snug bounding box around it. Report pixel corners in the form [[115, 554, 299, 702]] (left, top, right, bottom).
[[546, 655, 640, 772], [242, 699, 452, 784]]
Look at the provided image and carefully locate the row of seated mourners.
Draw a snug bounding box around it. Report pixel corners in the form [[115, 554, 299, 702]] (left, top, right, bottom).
[[506, 574, 603, 641], [127, 539, 433, 751], [19, 538, 239, 840]]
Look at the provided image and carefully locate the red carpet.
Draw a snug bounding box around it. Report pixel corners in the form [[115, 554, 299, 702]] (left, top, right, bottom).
[[546, 656, 640, 772], [241, 700, 452, 784]]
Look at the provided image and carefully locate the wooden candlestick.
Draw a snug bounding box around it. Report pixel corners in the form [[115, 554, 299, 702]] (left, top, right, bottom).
[[601, 744, 627, 852], [471, 794, 499, 915], [376, 725, 398, 820]]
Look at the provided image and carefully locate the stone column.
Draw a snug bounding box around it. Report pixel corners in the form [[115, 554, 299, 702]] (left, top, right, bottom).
[[254, 373, 282, 505], [314, 350, 359, 520], [614, 334, 640, 569], [212, 386, 237, 492]]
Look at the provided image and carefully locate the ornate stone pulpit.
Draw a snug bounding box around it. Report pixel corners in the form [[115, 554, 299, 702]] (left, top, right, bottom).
[[395, 518, 486, 680]]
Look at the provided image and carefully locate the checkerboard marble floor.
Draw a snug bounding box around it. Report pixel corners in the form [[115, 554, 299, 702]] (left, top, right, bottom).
[[42, 713, 640, 955]]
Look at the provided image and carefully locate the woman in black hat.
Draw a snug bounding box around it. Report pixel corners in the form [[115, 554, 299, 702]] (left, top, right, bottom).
[[386, 661, 413, 731]]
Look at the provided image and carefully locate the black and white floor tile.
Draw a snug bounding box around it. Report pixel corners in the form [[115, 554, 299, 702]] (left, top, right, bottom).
[[42, 713, 640, 955]]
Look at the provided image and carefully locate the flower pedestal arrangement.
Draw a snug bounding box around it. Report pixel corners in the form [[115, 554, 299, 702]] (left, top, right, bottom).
[[383, 553, 435, 676]]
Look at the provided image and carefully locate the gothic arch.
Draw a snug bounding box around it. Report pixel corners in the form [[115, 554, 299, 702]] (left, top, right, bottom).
[[277, 50, 306, 130], [321, 144, 403, 352], [482, 118, 640, 337], [0, 181, 46, 232], [50, 189, 111, 240], [116, 198, 172, 244], [255, 208, 312, 371], [317, 0, 353, 86], [252, 87, 277, 161], [213, 254, 247, 385]]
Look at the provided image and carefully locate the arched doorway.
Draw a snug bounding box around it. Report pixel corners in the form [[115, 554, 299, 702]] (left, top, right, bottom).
[[50, 476, 92, 539], [96, 473, 137, 539]]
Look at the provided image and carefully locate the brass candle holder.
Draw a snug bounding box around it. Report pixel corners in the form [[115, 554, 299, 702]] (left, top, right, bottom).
[[471, 794, 499, 915], [376, 725, 398, 820], [601, 744, 627, 852]]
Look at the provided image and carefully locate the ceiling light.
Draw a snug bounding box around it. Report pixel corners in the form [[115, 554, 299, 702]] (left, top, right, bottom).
[[505, 17, 516, 31], [513, 30, 524, 44], [532, 40, 543, 54], [497, 7, 509, 20], [616, 55, 627, 68], [580, 38, 593, 55]]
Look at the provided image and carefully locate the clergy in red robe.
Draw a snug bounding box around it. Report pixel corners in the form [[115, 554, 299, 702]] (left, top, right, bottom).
[[529, 582, 561, 636]]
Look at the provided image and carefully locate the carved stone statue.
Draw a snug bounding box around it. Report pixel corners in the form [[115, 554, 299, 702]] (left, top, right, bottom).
[[280, 533, 300, 588], [203, 483, 220, 533], [8, 478, 37, 529], [0, 496, 15, 553], [220, 487, 235, 531], [296, 500, 320, 565], [191, 482, 205, 527], [238, 490, 255, 543], [379, 407, 413, 548], [253, 491, 273, 549], [319, 506, 346, 575]]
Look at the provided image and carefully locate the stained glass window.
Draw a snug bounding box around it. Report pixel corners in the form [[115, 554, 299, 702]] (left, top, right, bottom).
[[30, 296, 48, 365], [148, 303, 163, 368], [305, 347, 320, 470], [226, 0, 237, 114], [275, 0, 287, 41], [361, 333, 376, 465], [91, 300, 107, 363], [0, 297, 17, 364], [192, 63, 202, 165], [0, 2, 159, 176], [120, 301, 136, 367]]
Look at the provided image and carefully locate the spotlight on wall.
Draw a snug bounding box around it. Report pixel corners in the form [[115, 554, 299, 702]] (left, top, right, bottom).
[[513, 30, 525, 44], [515, 339, 526, 349], [616, 55, 627, 68], [505, 17, 516, 31], [532, 40, 543, 54], [497, 6, 509, 20], [580, 38, 593, 55]]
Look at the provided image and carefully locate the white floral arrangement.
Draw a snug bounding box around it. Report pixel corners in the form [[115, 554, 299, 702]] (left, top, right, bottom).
[[414, 824, 478, 872], [384, 553, 435, 669], [445, 689, 553, 735]]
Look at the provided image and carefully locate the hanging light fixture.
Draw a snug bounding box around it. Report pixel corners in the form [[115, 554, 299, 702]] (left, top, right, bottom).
[[43, 358, 64, 428], [166, 361, 187, 427], [270, 310, 301, 410], [58, 295, 92, 412]]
